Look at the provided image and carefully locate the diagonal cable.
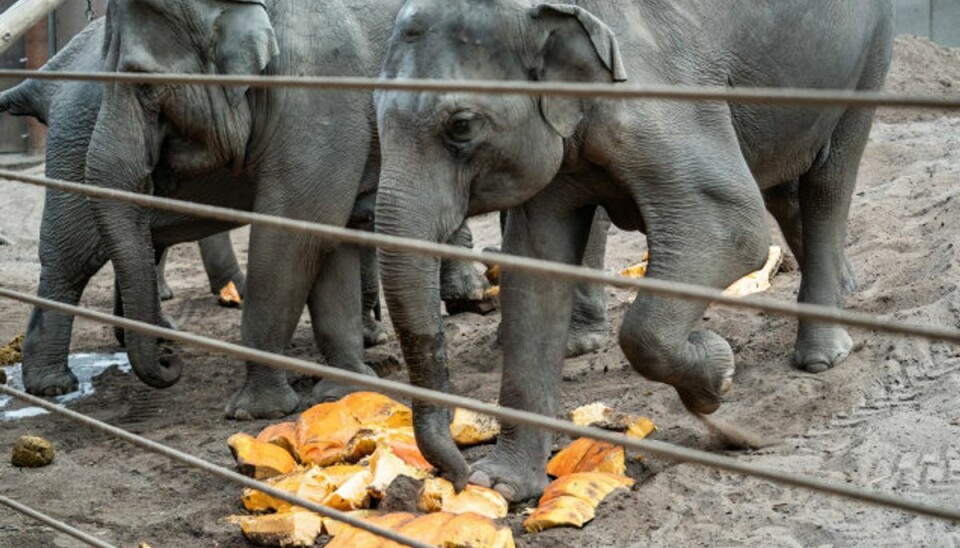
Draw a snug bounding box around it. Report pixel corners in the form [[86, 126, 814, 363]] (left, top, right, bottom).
[[1, 169, 959, 346], [0, 68, 959, 109], [0, 388, 434, 548], [1, 288, 959, 522], [0, 495, 118, 548]]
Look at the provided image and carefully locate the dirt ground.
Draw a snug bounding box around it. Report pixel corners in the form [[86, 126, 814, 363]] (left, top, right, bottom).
[[1, 35, 959, 547]]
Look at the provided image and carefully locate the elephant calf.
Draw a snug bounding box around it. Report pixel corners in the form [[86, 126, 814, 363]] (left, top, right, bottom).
[[374, 0, 894, 500]]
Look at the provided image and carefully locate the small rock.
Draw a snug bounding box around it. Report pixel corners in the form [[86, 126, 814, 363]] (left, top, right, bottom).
[[939, 78, 953, 88], [11, 435, 55, 468]]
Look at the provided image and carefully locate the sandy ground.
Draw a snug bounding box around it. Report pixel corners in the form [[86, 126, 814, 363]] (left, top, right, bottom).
[[1, 36, 959, 547]]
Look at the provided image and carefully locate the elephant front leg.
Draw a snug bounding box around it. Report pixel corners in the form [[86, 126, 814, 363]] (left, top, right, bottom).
[[469, 202, 596, 502], [225, 227, 318, 420], [308, 244, 379, 403]]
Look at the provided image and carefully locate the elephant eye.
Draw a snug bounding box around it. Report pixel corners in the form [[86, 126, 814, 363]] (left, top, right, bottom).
[[444, 111, 483, 144]]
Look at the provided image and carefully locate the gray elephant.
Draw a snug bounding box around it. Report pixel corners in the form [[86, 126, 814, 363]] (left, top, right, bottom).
[[374, 0, 893, 498], [11, 0, 497, 420]]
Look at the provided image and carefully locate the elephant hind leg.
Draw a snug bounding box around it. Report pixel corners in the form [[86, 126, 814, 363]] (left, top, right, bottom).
[[307, 244, 379, 403], [566, 208, 610, 358], [793, 110, 873, 374]]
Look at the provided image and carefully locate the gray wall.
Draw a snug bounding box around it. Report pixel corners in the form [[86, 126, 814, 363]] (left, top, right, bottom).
[[895, 0, 960, 46]]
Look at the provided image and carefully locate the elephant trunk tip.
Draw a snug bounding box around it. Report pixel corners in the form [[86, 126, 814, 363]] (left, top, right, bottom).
[[130, 343, 184, 389]]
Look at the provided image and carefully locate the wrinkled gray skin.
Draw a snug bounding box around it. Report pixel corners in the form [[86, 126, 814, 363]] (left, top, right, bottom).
[[375, 0, 893, 498], [36, 0, 489, 420]]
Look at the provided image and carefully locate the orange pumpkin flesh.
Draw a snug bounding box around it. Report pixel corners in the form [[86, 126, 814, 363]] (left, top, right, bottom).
[[227, 433, 298, 480], [256, 421, 300, 462], [546, 438, 625, 477], [296, 402, 361, 467]]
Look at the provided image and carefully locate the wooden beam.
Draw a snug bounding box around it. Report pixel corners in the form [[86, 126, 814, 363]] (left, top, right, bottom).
[[0, 0, 68, 54]]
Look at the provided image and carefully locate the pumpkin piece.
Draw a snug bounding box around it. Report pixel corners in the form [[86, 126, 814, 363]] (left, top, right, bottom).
[[417, 477, 456, 513], [321, 510, 380, 537], [523, 495, 596, 533], [569, 402, 616, 427], [218, 281, 243, 308], [369, 446, 430, 496], [539, 472, 633, 508], [625, 417, 657, 439], [546, 438, 625, 477], [484, 264, 500, 285], [386, 512, 457, 546], [323, 470, 373, 511], [484, 286, 500, 300], [256, 422, 300, 462], [237, 511, 323, 547], [619, 252, 650, 279], [241, 468, 331, 513], [344, 429, 381, 463], [227, 433, 298, 480], [379, 434, 433, 472], [339, 392, 413, 428], [325, 512, 417, 548], [723, 246, 783, 298], [439, 512, 516, 548], [449, 408, 500, 446], [296, 402, 361, 467], [321, 464, 368, 490], [441, 485, 509, 520]]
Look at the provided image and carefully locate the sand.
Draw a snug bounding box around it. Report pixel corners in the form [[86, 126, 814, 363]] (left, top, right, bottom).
[[0, 35, 958, 547]]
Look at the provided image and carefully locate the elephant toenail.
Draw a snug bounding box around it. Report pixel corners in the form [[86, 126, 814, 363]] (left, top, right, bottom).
[[719, 377, 733, 394], [493, 483, 517, 501]]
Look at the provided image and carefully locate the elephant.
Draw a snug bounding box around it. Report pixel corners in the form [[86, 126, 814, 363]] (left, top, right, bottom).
[[373, 0, 893, 499], [9, 0, 501, 420]]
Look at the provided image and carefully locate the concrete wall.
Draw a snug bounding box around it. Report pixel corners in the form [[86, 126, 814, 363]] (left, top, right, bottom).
[[895, 0, 960, 46]]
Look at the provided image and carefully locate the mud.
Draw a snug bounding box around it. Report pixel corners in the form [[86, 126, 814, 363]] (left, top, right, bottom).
[[0, 36, 958, 547]]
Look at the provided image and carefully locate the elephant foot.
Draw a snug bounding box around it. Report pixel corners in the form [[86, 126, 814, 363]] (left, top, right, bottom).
[[225, 381, 299, 421], [311, 363, 379, 403], [566, 319, 607, 358], [23, 367, 79, 397], [363, 311, 388, 348], [469, 451, 550, 503], [629, 330, 734, 415], [794, 325, 853, 374]]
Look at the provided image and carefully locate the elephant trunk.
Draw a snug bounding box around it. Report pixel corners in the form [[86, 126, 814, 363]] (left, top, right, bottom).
[[376, 171, 469, 490], [85, 85, 182, 389]]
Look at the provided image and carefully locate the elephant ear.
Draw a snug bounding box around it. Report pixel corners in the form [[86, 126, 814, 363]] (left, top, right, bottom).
[[529, 4, 627, 138], [213, 1, 280, 106]]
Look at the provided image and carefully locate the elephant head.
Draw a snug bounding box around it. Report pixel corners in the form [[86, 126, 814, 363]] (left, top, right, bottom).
[[375, 0, 626, 486], [86, 0, 278, 388]]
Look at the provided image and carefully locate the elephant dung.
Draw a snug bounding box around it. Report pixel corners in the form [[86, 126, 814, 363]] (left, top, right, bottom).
[[0, 334, 23, 366], [11, 435, 55, 468]]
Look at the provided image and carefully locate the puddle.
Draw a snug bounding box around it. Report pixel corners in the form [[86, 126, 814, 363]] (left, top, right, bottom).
[[1, 353, 131, 421]]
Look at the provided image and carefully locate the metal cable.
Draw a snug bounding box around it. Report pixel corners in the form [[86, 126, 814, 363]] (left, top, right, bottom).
[[0, 68, 958, 109], [0, 495, 118, 548], [2, 169, 960, 346], [0, 387, 434, 548], [2, 288, 959, 522]]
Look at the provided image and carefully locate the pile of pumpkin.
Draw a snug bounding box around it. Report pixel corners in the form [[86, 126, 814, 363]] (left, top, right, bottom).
[[226, 393, 655, 547]]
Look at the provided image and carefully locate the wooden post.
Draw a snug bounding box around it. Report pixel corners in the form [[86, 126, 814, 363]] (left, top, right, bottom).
[[24, 14, 45, 154], [0, 0, 68, 54]]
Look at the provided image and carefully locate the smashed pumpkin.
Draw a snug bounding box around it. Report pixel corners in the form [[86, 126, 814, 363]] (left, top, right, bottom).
[[546, 438, 626, 477], [339, 392, 413, 428], [241, 468, 330, 513], [441, 484, 509, 520], [256, 422, 300, 462], [325, 512, 417, 548], [236, 511, 323, 547], [227, 433, 298, 480], [449, 408, 500, 446], [524, 472, 634, 533], [296, 402, 361, 467]]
